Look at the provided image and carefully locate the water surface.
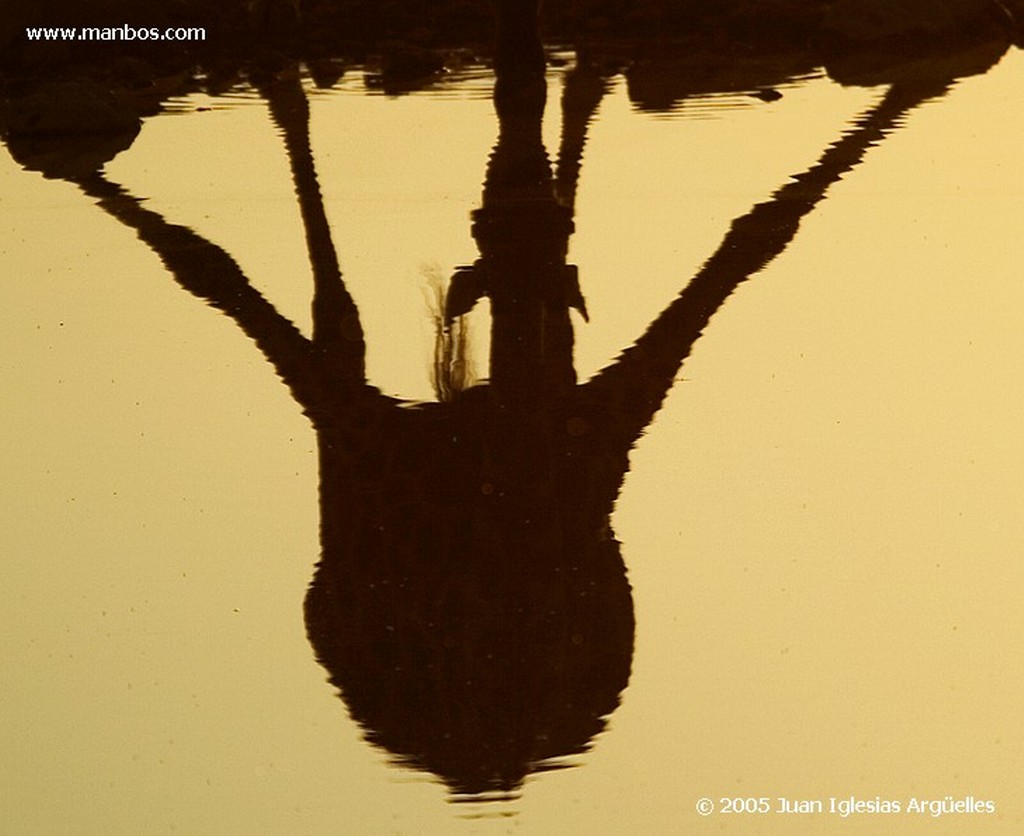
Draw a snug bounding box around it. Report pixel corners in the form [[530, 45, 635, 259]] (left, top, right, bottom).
[[2, 48, 1024, 833]]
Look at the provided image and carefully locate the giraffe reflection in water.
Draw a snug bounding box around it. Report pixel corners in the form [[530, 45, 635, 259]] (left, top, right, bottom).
[[69, 47, 951, 799]]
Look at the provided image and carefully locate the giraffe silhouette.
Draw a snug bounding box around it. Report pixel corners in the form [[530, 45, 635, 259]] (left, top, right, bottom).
[[63, 17, 956, 799]]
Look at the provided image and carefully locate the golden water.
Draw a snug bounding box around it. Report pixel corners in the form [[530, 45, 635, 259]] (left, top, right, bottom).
[[2, 49, 1023, 833]]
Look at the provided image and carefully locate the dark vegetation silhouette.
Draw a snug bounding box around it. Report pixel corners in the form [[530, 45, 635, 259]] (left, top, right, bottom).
[[2, 0, 1020, 117], [2, 0, 997, 804], [4, 0, 1022, 61]]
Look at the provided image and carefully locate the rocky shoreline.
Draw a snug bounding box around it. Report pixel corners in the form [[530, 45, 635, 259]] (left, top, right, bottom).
[[1, 0, 1021, 155], [4, 0, 1022, 70]]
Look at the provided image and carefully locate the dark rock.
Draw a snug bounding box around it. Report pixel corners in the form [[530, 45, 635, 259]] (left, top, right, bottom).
[[381, 42, 446, 80], [1, 78, 140, 136], [822, 0, 1008, 44], [307, 58, 347, 89], [1, 78, 141, 179], [625, 48, 815, 112], [3, 127, 139, 180], [824, 33, 1010, 86], [364, 43, 447, 94]]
